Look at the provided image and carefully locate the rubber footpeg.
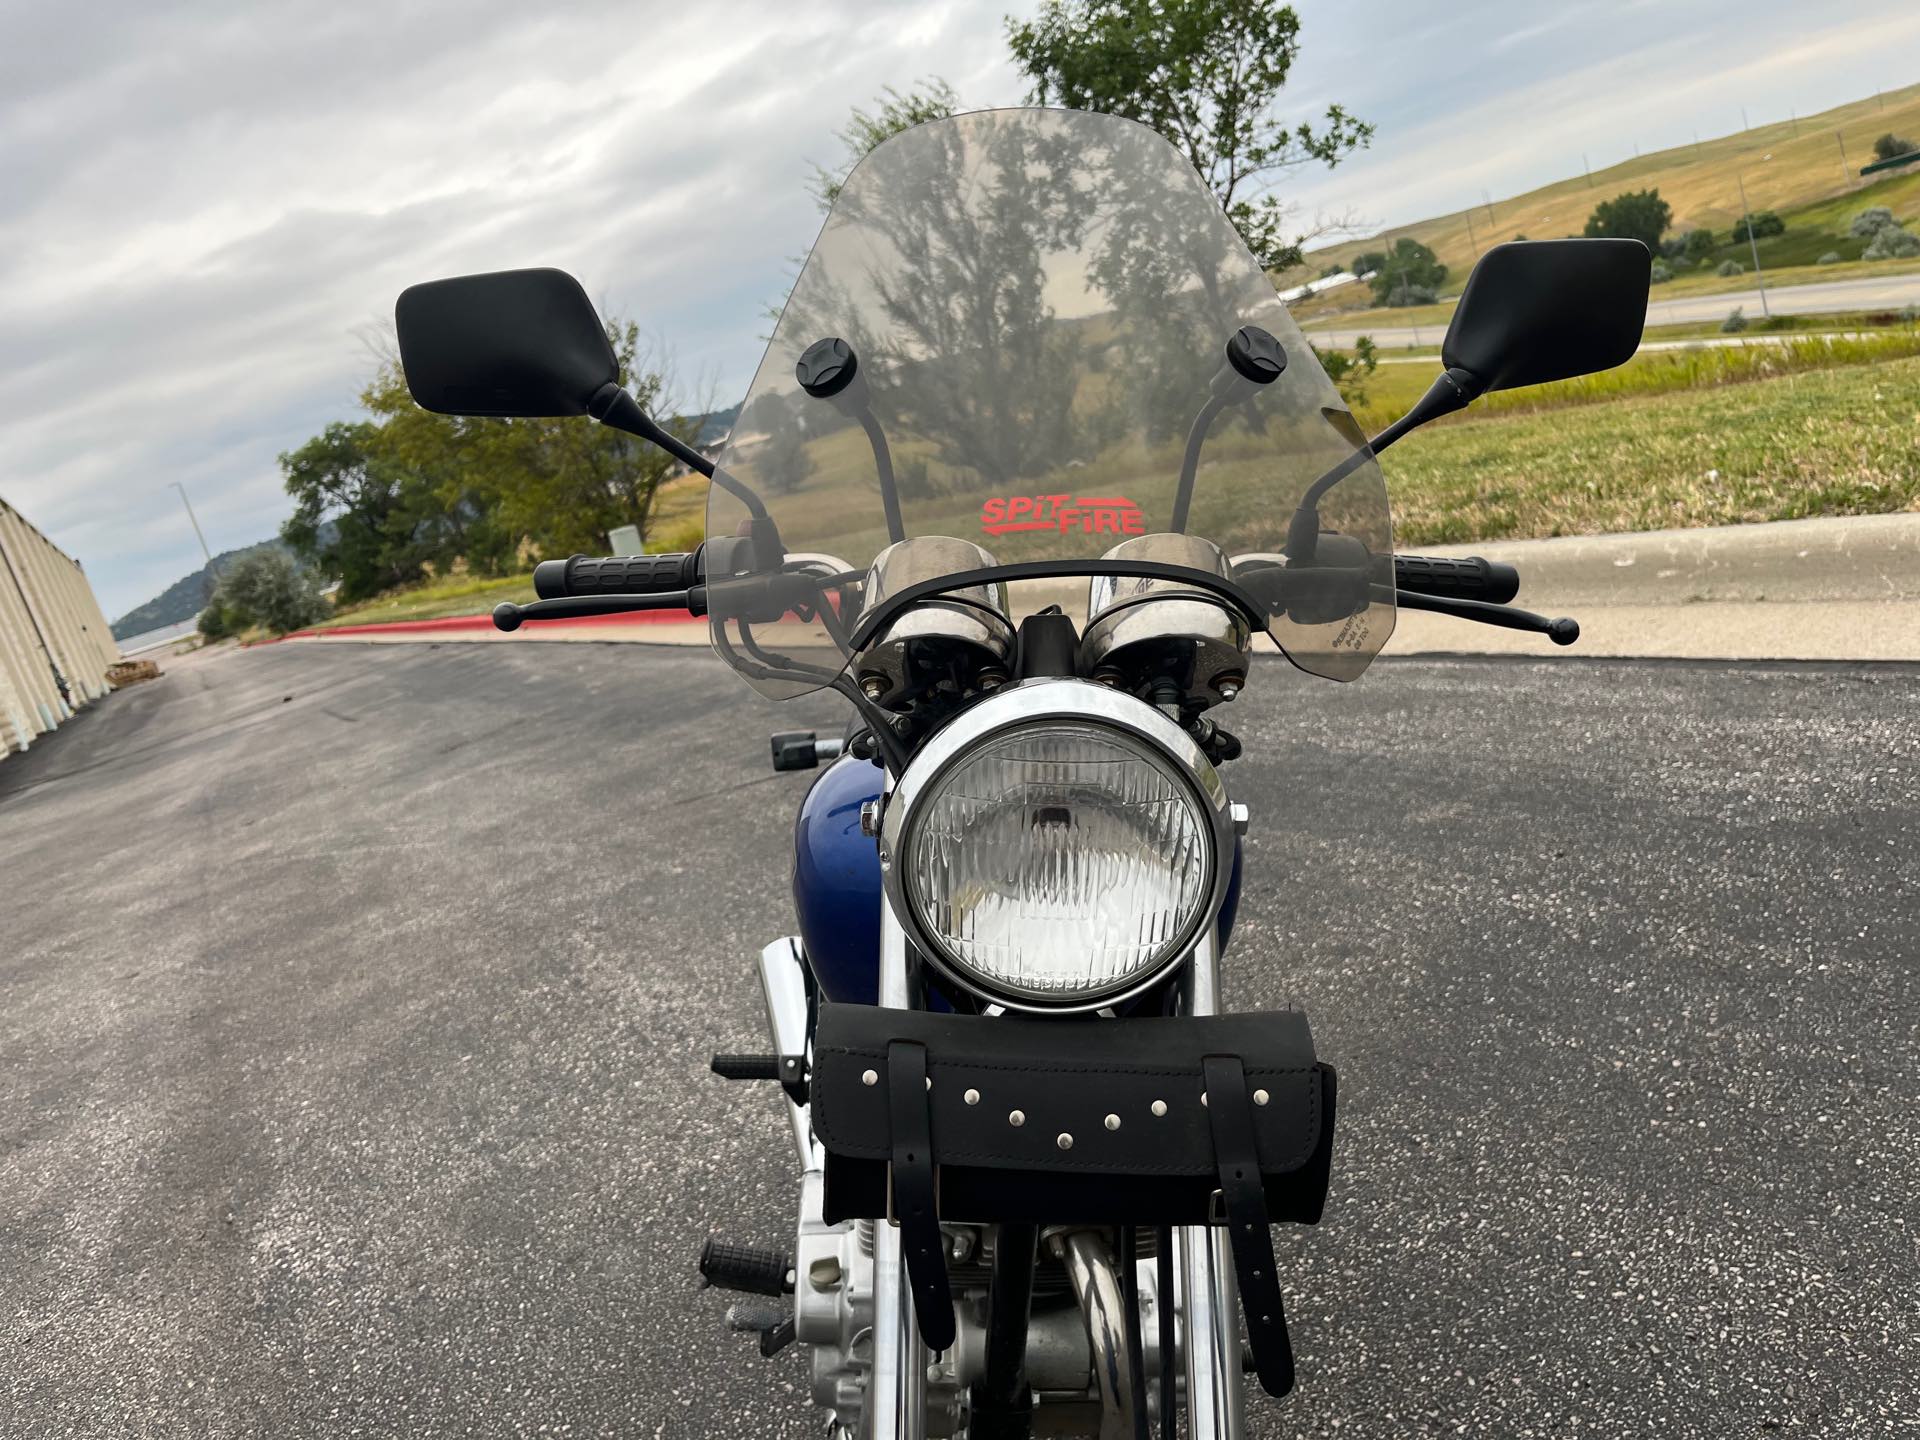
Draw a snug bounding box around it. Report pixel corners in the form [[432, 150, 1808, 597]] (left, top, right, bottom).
[[701, 1238, 794, 1296], [710, 1053, 782, 1081]]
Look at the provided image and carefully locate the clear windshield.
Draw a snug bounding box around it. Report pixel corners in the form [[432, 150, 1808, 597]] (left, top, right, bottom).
[[706, 108, 1393, 698]]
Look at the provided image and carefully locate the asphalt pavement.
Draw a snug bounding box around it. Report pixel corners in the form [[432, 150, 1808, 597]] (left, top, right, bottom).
[[3, 641, 1916, 1437], [1299, 270, 1920, 349]]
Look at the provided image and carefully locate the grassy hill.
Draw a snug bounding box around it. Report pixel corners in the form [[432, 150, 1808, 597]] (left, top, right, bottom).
[[1299, 81, 1920, 308]]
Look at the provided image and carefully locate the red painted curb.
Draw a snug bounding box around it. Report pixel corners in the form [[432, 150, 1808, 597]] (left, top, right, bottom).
[[287, 608, 698, 640]]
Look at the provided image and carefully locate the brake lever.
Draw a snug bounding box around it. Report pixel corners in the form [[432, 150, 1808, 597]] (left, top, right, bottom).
[[491, 589, 707, 631], [1394, 589, 1579, 645]]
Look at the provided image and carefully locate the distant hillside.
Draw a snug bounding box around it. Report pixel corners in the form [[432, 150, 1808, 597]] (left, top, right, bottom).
[[111, 520, 339, 640], [693, 402, 740, 448], [110, 540, 283, 639], [1301, 80, 1920, 296]]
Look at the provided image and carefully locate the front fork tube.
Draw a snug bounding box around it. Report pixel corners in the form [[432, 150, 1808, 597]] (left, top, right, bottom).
[[1177, 929, 1248, 1440], [868, 905, 932, 1440]]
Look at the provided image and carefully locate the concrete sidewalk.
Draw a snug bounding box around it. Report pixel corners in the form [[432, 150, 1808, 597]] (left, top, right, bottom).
[[285, 515, 1920, 663], [1390, 513, 1920, 660]]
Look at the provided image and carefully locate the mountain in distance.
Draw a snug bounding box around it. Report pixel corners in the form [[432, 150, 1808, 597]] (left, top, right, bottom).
[[111, 538, 289, 640], [110, 521, 339, 640]]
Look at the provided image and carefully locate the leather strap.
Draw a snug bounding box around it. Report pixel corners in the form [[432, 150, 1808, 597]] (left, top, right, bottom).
[[1203, 1054, 1295, 1398], [888, 1040, 956, 1352]]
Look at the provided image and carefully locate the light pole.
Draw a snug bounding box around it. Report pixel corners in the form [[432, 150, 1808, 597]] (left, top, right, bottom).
[[1735, 170, 1771, 319], [168, 481, 216, 604]]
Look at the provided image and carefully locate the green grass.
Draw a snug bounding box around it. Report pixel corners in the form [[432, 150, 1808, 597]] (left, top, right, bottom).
[[311, 571, 537, 629], [1339, 328, 1920, 431], [1382, 356, 1920, 547]]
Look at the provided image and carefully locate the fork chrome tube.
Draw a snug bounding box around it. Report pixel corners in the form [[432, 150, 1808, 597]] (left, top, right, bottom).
[[1179, 930, 1247, 1440], [866, 904, 929, 1440]]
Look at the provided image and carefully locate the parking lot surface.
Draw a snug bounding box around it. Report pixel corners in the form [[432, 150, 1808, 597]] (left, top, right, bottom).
[[3, 641, 1915, 1436]]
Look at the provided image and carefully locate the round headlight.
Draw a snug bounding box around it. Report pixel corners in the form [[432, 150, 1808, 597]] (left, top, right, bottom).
[[881, 683, 1227, 1010]]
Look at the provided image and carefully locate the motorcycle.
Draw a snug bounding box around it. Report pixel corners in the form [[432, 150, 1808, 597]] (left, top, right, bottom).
[[391, 108, 1649, 1439]]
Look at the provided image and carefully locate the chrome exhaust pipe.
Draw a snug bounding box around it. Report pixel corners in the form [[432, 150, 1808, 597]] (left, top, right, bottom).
[[1050, 1229, 1142, 1440]]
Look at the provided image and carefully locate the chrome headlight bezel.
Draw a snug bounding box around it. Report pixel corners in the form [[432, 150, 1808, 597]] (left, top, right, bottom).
[[877, 678, 1233, 1014]]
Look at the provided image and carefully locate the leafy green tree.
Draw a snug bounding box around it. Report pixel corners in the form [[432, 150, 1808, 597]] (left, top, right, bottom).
[[1872, 133, 1916, 161], [209, 550, 329, 635], [435, 320, 703, 558], [1366, 237, 1446, 305], [1006, 0, 1372, 270], [1583, 188, 1671, 250], [280, 421, 437, 602], [1311, 335, 1378, 406], [1683, 227, 1717, 261], [810, 80, 963, 210], [282, 313, 695, 602], [1731, 210, 1784, 242]]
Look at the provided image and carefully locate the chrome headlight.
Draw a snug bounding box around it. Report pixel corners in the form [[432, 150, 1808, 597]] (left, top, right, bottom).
[[878, 680, 1231, 1012]]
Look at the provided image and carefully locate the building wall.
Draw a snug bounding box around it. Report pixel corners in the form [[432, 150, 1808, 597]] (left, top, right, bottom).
[[0, 497, 122, 761]]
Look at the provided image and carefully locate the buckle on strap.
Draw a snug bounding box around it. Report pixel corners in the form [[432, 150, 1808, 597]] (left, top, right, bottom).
[[1202, 1054, 1296, 1398], [887, 1039, 956, 1352]]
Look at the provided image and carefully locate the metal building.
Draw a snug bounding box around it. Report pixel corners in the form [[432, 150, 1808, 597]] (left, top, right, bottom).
[[0, 496, 122, 762]]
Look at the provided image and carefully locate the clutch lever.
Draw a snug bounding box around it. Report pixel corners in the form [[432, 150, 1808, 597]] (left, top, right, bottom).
[[491, 589, 706, 631], [1394, 589, 1579, 645]]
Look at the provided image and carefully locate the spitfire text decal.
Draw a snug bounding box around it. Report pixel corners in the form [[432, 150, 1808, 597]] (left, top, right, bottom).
[[980, 495, 1146, 538]]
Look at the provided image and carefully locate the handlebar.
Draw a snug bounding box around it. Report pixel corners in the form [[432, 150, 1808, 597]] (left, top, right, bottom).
[[533, 549, 703, 599], [1392, 554, 1519, 605]]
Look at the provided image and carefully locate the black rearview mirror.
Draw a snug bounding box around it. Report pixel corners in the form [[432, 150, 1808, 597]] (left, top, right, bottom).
[[1442, 239, 1651, 391], [395, 267, 617, 418]]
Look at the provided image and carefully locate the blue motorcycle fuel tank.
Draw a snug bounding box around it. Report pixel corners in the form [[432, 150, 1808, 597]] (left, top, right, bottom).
[[793, 754, 1242, 1006]]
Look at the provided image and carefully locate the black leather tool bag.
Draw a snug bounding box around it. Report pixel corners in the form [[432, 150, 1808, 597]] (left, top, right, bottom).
[[810, 1003, 1337, 1395]]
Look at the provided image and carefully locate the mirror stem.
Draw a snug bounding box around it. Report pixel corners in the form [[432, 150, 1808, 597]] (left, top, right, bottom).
[[1285, 367, 1486, 562], [590, 382, 768, 519], [1365, 367, 1484, 458]]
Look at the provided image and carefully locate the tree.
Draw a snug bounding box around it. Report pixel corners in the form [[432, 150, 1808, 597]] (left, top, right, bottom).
[[810, 80, 963, 211], [1872, 133, 1916, 161], [1731, 210, 1784, 243], [1583, 188, 1671, 250], [208, 551, 329, 635], [429, 320, 704, 558], [1311, 335, 1378, 406], [1006, 0, 1372, 270], [1366, 237, 1446, 305], [280, 421, 437, 602], [1683, 227, 1717, 261], [1850, 206, 1897, 238], [282, 312, 698, 603]]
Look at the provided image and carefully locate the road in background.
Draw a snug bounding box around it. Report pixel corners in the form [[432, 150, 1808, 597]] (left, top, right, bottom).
[[1300, 270, 1920, 349], [3, 643, 1915, 1436]]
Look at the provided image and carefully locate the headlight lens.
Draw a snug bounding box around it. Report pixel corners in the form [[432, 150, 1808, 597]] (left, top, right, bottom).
[[900, 721, 1214, 1002]]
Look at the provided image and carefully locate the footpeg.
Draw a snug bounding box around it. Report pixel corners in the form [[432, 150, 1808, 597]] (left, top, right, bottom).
[[700, 1237, 794, 1296], [725, 1303, 797, 1358], [710, 1052, 782, 1080]]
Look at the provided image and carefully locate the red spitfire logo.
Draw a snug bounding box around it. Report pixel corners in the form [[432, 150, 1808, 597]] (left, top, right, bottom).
[[980, 494, 1146, 538]]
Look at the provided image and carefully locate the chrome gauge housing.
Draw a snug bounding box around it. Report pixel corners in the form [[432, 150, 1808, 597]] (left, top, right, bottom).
[[876, 679, 1232, 1014]]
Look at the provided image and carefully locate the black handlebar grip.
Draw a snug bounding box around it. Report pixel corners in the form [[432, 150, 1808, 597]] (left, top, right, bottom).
[[1393, 554, 1521, 605], [534, 550, 702, 599]]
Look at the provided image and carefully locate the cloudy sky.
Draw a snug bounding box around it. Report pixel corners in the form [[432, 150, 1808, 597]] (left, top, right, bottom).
[[4, 1, 1915, 622]]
